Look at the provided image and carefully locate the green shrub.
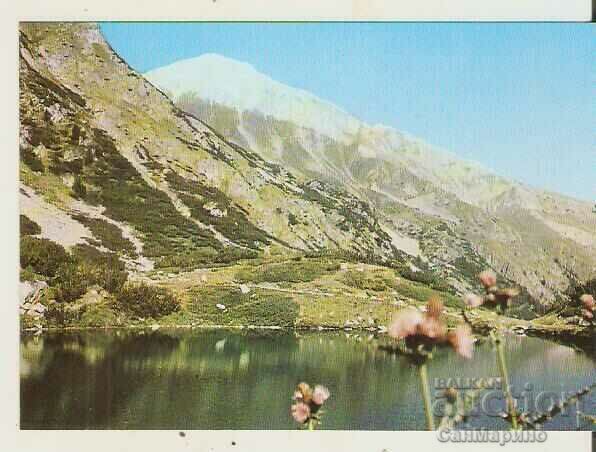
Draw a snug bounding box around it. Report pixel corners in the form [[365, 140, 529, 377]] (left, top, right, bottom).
[[156, 246, 257, 270], [53, 246, 128, 303], [72, 215, 136, 257], [117, 283, 180, 319], [235, 259, 333, 284], [20, 267, 45, 282], [214, 247, 259, 264], [342, 270, 397, 292], [399, 268, 452, 292], [21, 149, 44, 172], [53, 262, 89, 303], [20, 215, 41, 236], [20, 236, 70, 277], [79, 303, 119, 327], [188, 287, 298, 327], [167, 169, 273, 250], [81, 128, 222, 259], [232, 295, 298, 327], [157, 247, 218, 269], [396, 281, 461, 308], [452, 256, 485, 282], [72, 175, 87, 198], [45, 299, 88, 327]]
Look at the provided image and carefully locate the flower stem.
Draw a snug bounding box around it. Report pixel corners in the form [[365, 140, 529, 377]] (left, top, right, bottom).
[[494, 335, 518, 430], [418, 362, 435, 430], [308, 419, 314, 431]]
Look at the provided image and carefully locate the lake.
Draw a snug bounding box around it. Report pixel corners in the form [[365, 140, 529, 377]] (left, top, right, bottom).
[[20, 329, 595, 430]]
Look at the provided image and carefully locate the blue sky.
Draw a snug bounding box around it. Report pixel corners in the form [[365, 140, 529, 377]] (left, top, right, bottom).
[[100, 23, 594, 201]]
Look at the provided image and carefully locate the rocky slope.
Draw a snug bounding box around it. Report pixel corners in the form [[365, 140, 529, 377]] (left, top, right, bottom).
[[146, 54, 595, 309], [19, 22, 405, 281], [18, 23, 595, 322]]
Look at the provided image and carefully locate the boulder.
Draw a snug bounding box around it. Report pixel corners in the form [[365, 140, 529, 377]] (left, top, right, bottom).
[[78, 286, 111, 305], [32, 303, 47, 314], [20, 280, 48, 305]]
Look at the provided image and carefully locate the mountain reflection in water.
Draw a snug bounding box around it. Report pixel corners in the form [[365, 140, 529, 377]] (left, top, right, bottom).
[[20, 330, 595, 430]]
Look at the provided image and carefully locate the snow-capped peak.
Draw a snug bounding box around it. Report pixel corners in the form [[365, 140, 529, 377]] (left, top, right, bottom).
[[145, 53, 362, 140]]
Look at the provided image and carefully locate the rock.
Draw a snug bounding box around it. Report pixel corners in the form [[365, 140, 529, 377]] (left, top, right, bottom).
[[204, 201, 227, 218], [239, 284, 250, 294], [45, 103, 65, 123], [78, 286, 111, 305], [216, 303, 226, 310], [61, 174, 75, 188], [408, 263, 421, 273], [32, 303, 46, 314], [20, 280, 48, 305]]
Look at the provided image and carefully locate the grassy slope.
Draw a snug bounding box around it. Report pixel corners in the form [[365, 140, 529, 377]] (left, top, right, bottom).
[[124, 255, 592, 351], [133, 255, 465, 329]]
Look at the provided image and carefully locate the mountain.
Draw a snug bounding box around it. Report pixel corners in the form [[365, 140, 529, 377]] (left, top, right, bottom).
[[19, 22, 403, 278], [18, 23, 594, 318], [145, 54, 595, 308]]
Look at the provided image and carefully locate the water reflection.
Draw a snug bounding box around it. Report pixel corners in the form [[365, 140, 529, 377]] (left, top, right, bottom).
[[20, 330, 595, 430]]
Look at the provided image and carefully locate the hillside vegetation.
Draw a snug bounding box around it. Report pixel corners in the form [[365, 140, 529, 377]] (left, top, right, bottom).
[[18, 23, 594, 339]]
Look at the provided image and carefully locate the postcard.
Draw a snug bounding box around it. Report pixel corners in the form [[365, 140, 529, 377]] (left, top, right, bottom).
[[5, 2, 595, 451]]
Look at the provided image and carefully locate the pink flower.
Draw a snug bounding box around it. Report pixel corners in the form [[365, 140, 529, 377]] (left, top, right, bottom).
[[580, 294, 595, 311], [426, 297, 444, 319], [292, 390, 303, 401], [312, 385, 330, 405], [388, 309, 423, 339], [418, 316, 447, 340], [296, 382, 313, 403], [447, 324, 474, 359], [581, 309, 594, 320], [478, 270, 497, 290], [463, 293, 484, 308], [291, 402, 311, 424]]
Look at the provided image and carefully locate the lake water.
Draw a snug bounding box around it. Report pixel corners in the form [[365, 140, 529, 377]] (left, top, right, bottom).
[[20, 329, 595, 430]]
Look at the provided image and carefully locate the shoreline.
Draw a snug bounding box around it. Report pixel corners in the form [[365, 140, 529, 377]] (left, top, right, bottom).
[[21, 320, 594, 354]]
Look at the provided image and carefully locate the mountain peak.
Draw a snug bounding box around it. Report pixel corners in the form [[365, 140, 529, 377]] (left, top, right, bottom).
[[145, 53, 362, 140], [162, 53, 259, 76]]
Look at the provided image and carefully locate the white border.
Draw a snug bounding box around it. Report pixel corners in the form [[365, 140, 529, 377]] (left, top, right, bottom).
[[1, 1, 592, 451], [8, 430, 596, 452], [5, 0, 594, 21]]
